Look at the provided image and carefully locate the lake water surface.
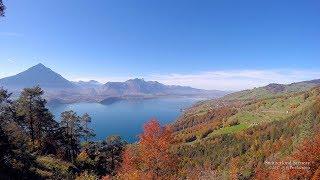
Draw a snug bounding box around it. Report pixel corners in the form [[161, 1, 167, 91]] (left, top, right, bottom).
[[49, 98, 201, 142]]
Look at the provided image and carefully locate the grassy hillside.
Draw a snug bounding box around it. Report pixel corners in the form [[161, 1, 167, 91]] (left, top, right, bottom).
[[173, 87, 317, 143], [177, 79, 320, 126], [222, 79, 320, 101], [171, 86, 320, 179]]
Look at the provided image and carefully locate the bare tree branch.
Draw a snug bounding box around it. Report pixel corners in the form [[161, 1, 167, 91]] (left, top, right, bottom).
[[0, 0, 6, 17]]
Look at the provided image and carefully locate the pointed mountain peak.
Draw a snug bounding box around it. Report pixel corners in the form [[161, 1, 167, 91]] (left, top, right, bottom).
[[0, 63, 75, 89], [35, 63, 45, 67], [32, 63, 48, 69], [25, 63, 51, 73]]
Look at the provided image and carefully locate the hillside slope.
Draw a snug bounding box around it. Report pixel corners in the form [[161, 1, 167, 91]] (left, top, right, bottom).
[[171, 86, 320, 179], [223, 80, 320, 101], [181, 79, 320, 119]]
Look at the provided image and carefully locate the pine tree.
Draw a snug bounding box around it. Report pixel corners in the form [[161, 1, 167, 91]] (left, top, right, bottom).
[[15, 86, 57, 147], [0, 88, 36, 178], [59, 110, 83, 162], [81, 113, 95, 142]]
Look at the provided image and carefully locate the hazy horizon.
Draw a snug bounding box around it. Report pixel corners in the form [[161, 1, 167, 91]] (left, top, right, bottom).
[[1, 0, 319, 91], [1, 63, 320, 91]]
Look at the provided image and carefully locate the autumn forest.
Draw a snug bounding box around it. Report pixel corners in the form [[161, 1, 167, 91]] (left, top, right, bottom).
[[1, 83, 320, 179], [1, 1, 320, 179]]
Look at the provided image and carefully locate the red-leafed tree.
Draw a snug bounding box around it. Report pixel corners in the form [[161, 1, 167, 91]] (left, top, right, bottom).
[[229, 157, 240, 180], [116, 146, 141, 179], [288, 134, 320, 179], [117, 119, 178, 179], [254, 162, 270, 180], [263, 133, 320, 179]]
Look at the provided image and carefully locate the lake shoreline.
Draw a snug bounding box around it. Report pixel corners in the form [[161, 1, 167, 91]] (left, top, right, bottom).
[[48, 97, 204, 143]]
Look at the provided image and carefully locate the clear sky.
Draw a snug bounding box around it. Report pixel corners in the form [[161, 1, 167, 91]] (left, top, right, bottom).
[[0, 0, 320, 90]]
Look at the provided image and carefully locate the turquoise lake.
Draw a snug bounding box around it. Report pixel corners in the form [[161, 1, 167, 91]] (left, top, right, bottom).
[[48, 98, 202, 142]]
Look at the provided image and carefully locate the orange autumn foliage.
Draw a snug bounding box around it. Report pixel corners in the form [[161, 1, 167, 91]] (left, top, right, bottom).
[[117, 119, 178, 180], [117, 146, 142, 180], [229, 157, 240, 180], [257, 133, 320, 179], [311, 167, 320, 180], [101, 175, 112, 180], [288, 133, 320, 179]]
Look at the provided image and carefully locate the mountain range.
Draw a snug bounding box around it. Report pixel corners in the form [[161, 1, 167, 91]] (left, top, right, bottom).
[[0, 63, 227, 103]]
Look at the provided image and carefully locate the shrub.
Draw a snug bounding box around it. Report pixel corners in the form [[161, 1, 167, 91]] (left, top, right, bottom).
[[185, 135, 197, 143], [225, 119, 239, 127], [36, 156, 74, 174], [36, 155, 76, 179], [75, 171, 98, 180], [202, 129, 214, 139]]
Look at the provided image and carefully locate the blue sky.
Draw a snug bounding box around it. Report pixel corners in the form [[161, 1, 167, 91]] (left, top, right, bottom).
[[0, 0, 320, 90]]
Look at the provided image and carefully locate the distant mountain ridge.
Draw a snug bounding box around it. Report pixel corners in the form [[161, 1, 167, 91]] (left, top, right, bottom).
[[222, 79, 320, 101], [101, 79, 166, 96], [0, 64, 227, 103], [73, 80, 102, 89], [100, 78, 225, 97]]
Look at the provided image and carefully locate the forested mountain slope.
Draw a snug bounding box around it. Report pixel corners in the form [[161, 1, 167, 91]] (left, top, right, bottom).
[[180, 79, 320, 123], [171, 86, 320, 179]]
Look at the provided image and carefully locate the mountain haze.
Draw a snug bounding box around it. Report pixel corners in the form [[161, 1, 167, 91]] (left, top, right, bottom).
[[100, 78, 225, 97], [73, 80, 103, 89], [0, 64, 227, 103]]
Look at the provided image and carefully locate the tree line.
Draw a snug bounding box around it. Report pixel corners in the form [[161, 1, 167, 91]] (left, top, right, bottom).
[[1, 88, 320, 179], [0, 86, 177, 179], [0, 86, 125, 179]]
